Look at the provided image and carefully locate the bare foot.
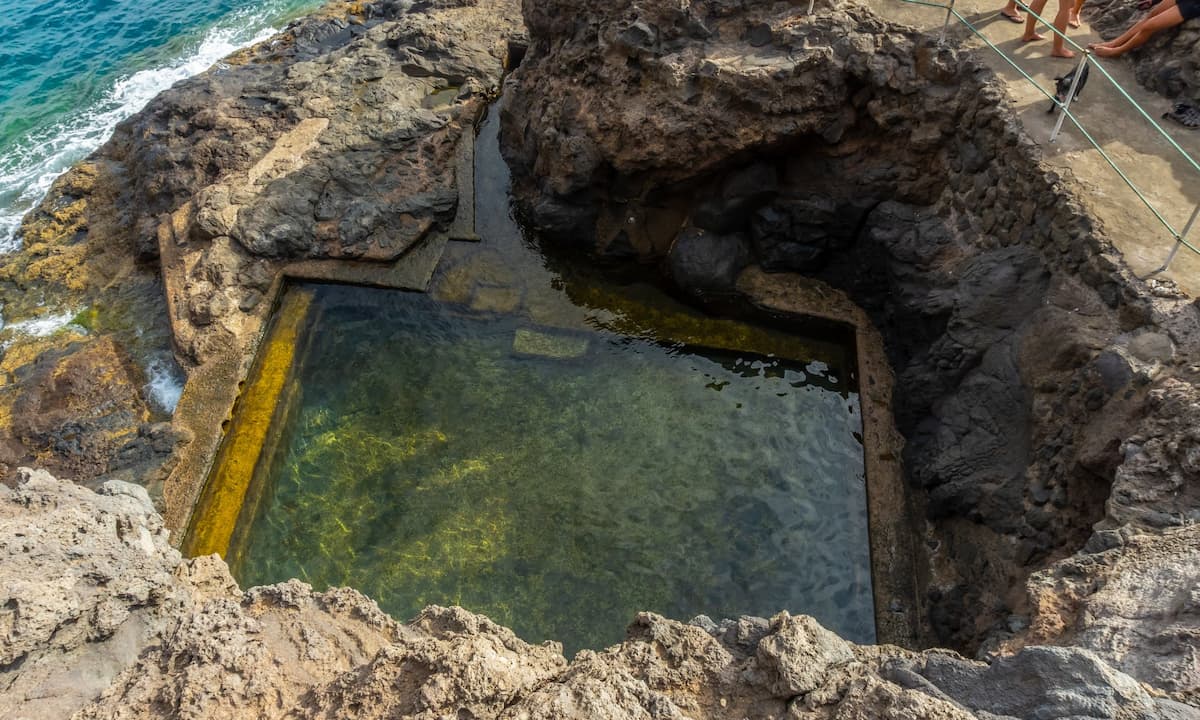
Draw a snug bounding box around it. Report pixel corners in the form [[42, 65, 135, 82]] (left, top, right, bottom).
[[1052, 47, 1077, 58], [1022, 31, 1046, 41], [1092, 45, 1123, 57], [1000, 9, 1025, 22], [1068, 11, 1081, 27]]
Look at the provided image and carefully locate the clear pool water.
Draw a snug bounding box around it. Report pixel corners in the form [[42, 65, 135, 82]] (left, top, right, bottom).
[[224, 281, 874, 654], [214, 102, 875, 655]]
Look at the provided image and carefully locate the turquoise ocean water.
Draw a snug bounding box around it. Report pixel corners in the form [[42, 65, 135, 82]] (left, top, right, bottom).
[[0, 0, 321, 252]]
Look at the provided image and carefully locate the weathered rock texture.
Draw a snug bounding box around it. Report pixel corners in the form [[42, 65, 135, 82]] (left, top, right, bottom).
[[500, 0, 1200, 700], [1084, 0, 1200, 99], [2, 470, 1193, 720], [0, 469, 182, 719], [1, 0, 1199, 716], [0, 0, 524, 508]]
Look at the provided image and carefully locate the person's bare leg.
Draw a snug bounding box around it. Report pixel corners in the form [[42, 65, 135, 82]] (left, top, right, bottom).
[[1001, 0, 1026, 21], [1052, 0, 1077, 56], [1024, 0, 1050, 40], [1092, 5, 1185, 55], [1090, 0, 1177, 47], [1069, 0, 1085, 27], [1089, 19, 1142, 48]]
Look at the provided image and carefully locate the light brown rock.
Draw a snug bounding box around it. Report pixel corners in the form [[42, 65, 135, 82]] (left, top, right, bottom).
[[3, 470, 1189, 719]]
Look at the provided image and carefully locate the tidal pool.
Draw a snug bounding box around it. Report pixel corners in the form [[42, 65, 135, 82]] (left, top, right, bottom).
[[220, 281, 873, 654], [196, 100, 875, 654]]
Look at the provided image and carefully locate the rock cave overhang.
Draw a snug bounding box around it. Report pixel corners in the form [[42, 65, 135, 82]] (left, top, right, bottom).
[[499, 44, 1137, 652]]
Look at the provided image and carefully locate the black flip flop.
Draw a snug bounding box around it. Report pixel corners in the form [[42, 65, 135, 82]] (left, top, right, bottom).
[[1163, 102, 1200, 129]]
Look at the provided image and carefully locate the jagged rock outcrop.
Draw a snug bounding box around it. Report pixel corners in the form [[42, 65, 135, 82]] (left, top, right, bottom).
[[0, 0, 525, 498], [1009, 371, 1200, 704], [0, 468, 185, 719], [1, 470, 1192, 719], [1084, 0, 1200, 99], [4, 336, 183, 487], [1, 0, 1198, 716], [499, 0, 1200, 699]]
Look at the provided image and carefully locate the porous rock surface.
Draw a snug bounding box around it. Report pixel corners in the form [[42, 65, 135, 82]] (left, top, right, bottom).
[[500, 0, 1200, 702], [0, 0, 1198, 716], [0, 469, 1189, 720], [0, 0, 523, 495]]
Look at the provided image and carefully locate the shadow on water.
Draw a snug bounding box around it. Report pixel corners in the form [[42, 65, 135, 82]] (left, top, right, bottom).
[[219, 101, 876, 656]]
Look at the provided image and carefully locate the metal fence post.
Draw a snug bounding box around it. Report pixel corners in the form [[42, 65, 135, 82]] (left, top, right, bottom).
[[1153, 203, 1200, 274], [1050, 52, 1089, 143], [939, 0, 957, 43]]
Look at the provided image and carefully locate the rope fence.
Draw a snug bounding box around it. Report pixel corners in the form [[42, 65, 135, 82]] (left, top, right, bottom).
[[825, 0, 1200, 274]]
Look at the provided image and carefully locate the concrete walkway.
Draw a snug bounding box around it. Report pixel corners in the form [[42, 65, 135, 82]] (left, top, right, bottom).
[[865, 0, 1200, 296]]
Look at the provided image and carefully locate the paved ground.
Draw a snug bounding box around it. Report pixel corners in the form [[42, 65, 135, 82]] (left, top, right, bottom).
[[864, 0, 1200, 296]]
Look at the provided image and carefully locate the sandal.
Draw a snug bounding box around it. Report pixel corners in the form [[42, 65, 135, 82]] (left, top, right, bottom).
[[1163, 102, 1200, 129], [1000, 9, 1026, 21]]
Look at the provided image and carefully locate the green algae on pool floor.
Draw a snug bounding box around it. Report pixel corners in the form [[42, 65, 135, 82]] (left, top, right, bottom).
[[223, 283, 874, 655]]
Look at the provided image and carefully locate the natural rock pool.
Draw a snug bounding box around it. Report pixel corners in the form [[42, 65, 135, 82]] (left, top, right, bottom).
[[187, 102, 877, 655], [227, 282, 871, 653]]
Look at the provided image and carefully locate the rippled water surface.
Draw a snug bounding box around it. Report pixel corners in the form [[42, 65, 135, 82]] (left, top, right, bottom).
[[229, 284, 873, 654], [0, 0, 320, 250]]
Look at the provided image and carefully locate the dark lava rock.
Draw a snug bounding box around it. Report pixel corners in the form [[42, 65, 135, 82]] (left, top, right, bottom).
[[3, 337, 179, 485], [1094, 351, 1133, 394], [667, 227, 751, 294], [745, 22, 773, 47]]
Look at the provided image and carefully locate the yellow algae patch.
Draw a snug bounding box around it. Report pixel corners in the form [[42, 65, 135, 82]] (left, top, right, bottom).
[[372, 501, 511, 602], [290, 426, 448, 478], [414, 453, 503, 491], [567, 280, 848, 368], [184, 288, 314, 559]]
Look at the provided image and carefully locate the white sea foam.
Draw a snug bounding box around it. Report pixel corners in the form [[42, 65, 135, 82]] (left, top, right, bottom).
[[5, 310, 78, 338], [144, 355, 185, 415], [0, 11, 289, 253]]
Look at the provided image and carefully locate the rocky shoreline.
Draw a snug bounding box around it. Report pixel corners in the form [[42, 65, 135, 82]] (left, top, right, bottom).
[[0, 0, 1198, 717], [3, 468, 1192, 719], [0, 0, 523, 528]]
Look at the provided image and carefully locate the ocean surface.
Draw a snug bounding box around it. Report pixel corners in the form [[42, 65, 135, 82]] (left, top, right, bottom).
[[0, 0, 322, 252]]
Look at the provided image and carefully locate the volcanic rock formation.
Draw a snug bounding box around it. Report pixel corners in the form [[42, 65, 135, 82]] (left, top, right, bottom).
[[0, 0, 524, 521], [2, 469, 1191, 720], [0, 0, 1197, 716], [500, 0, 1200, 699]]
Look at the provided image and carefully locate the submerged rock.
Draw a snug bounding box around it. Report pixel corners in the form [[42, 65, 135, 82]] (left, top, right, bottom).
[[512, 328, 590, 359]]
